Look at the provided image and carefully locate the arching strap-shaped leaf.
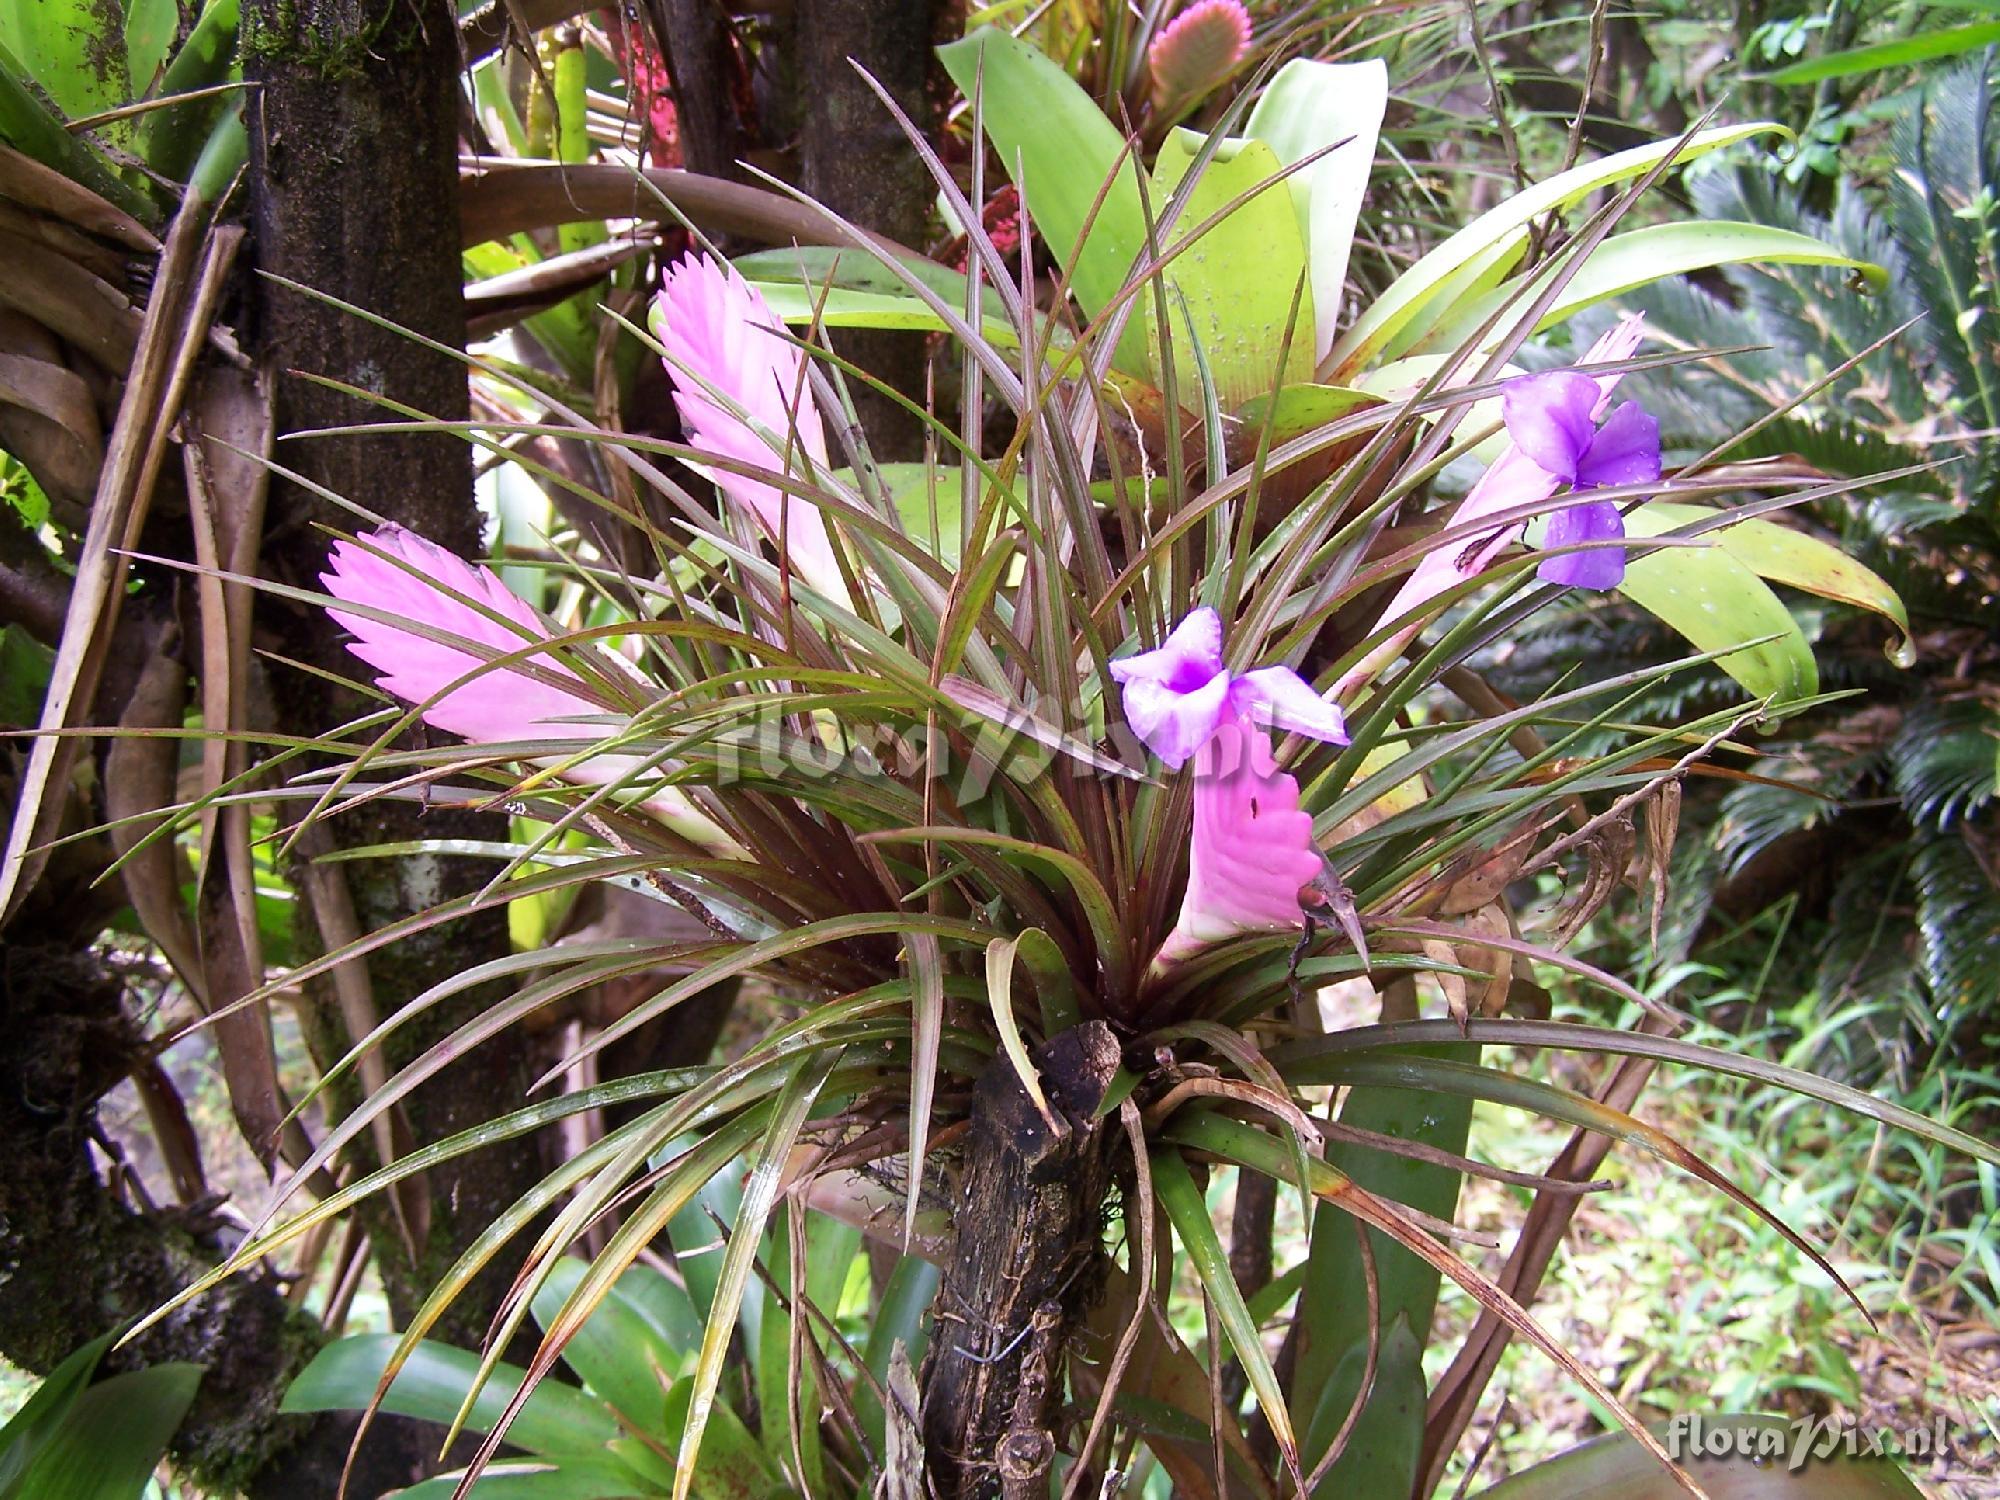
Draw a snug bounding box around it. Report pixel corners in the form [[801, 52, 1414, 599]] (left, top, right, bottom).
[[1328, 122, 1786, 376], [1638, 502, 1911, 662], [1414, 221, 1887, 357], [282, 1335, 619, 1459], [1612, 508, 1818, 703]]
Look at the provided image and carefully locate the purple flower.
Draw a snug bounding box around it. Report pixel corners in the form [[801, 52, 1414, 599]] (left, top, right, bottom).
[[1109, 607, 1347, 770], [1110, 610, 1346, 973], [1334, 315, 1655, 703], [1502, 369, 1662, 591]]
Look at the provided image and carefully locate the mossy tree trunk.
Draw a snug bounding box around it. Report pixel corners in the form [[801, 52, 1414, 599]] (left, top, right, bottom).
[[242, 0, 549, 1357], [0, 916, 432, 1498], [795, 0, 942, 458]]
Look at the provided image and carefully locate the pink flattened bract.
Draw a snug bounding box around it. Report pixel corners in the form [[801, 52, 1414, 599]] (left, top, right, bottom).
[[653, 254, 850, 603], [1153, 717, 1325, 970], [321, 526, 604, 744]]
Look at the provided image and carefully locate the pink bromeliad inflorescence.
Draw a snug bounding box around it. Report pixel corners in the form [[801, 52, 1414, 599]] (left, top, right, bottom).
[[1110, 608, 1347, 970], [1148, 0, 1253, 114], [653, 253, 852, 605], [322, 526, 619, 746], [321, 528, 732, 845]]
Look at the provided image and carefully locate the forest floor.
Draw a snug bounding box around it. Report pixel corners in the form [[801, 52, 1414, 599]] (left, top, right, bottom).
[[1430, 1051, 2000, 1499]]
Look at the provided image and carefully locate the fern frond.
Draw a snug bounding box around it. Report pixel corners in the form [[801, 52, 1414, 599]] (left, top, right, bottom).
[[1893, 698, 2000, 827], [1911, 828, 2000, 1019]]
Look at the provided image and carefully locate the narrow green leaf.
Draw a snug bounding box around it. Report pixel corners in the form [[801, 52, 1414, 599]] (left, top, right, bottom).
[[984, 934, 1054, 1119], [380, 1454, 664, 1500], [1269, 1019, 2000, 1169], [1760, 21, 2000, 86], [0, 41, 154, 220], [282, 1335, 619, 1457], [0, 1334, 112, 1497], [1152, 1148, 1300, 1474], [531, 1259, 690, 1440], [6, 1364, 200, 1500]]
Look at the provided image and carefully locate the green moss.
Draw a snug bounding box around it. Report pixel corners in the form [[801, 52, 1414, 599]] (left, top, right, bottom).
[[241, 0, 422, 79]]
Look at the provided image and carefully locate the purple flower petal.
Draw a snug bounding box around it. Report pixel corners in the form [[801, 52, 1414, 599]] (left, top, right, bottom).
[[1229, 666, 1348, 746], [1110, 606, 1226, 688], [1151, 718, 1325, 968], [1119, 667, 1233, 770], [1573, 400, 1662, 490], [1537, 499, 1627, 590], [1502, 371, 1599, 483]]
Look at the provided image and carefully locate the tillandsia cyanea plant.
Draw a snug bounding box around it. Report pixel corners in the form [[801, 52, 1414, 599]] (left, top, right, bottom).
[[132, 23, 1994, 1500]]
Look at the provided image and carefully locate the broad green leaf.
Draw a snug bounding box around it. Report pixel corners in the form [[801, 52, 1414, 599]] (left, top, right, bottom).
[[1614, 507, 1819, 703], [658, 1380, 783, 1500], [1470, 1414, 1927, 1498], [0, 0, 135, 148], [1147, 131, 1314, 408], [124, 0, 177, 94], [753, 1206, 858, 1490], [0, 42, 153, 220], [0, 1333, 112, 1497], [1234, 382, 1383, 444], [384, 1455, 663, 1500], [936, 27, 1148, 372], [531, 1258, 691, 1438], [1242, 57, 1389, 362], [139, 0, 240, 184], [1330, 122, 1786, 376], [746, 281, 1021, 347], [4, 1363, 200, 1500], [837, 462, 966, 565], [1417, 221, 1887, 355], [1761, 21, 2000, 86], [732, 246, 1013, 326], [1304, 1314, 1425, 1496], [1640, 502, 1911, 662], [858, 1257, 939, 1451], [672, 1052, 837, 1500], [1295, 1045, 1474, 1485], [282, 1335, 620, 1458]]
